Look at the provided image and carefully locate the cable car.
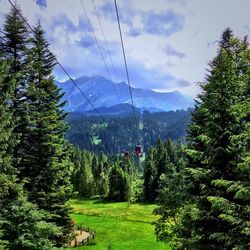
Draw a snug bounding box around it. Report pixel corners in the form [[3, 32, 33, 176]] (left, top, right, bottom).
[[135, 145, 143, 157]]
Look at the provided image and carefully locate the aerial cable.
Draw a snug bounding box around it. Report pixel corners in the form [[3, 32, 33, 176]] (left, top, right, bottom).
[[91, 0, 119, 83], [79, 0, 120, 102], [7, 0, 101, 116], [113, 0, 144, 149], [113, 0, 136, 121]]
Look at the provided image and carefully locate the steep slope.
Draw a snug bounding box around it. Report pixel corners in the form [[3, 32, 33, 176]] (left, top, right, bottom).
[[57, 75, 193, 112]]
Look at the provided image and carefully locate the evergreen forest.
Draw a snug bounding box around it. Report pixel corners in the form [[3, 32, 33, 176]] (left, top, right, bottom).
[[0, 3, 249, 250], [66, 109, 191, 154]]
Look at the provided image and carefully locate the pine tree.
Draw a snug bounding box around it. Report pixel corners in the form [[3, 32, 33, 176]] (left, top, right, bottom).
[[92, 156, 104, 194], [0, 5, 30, 171], [0, 56, 58, 250], [175, 29, 250, 249], [143, 139, 176, 203], [1, 196, 61, 250], [208, 34, 250, 250], [0, 52, 19, 249], [0, 56, 19, 216], [154, 141, 188, 244], [143, 147, 157, 202], [1, 8, 73, 245], [20, 23, 72, 245], [108, 163, 131, 201], [99, 171, 109, 198], [91, 155, 99, 188], [72, 150, 93, 197]]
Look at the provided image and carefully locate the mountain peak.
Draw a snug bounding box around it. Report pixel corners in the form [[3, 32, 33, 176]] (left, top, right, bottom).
[[57, 75, 194, 113]]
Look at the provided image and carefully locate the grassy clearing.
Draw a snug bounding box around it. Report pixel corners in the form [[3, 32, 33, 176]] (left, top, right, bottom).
[[92, 136, 102, 145], [68, 199, 170, 250], [91, 123, 108, 129]]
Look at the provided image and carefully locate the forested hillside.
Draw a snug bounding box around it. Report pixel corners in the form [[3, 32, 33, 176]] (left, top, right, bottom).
[[66, 109, 192, 154], [0, 2, 249, 250]]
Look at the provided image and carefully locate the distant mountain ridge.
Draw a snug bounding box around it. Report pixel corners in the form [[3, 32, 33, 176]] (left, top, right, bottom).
[[56, 75, 194, 113], [86, 103, 140, 115]]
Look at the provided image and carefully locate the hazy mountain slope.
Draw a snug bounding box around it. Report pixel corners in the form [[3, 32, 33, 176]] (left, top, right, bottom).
[[57, 75, 194, 112]]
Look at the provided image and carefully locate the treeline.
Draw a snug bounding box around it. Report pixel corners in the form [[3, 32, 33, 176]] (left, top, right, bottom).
[[70, 147, 139, 202], [0, 6, 72, 249], [151, 29, 250, 249], [66, 109, 191, 154], [70, 138, 187, 206], [143, 139, 186, 203]]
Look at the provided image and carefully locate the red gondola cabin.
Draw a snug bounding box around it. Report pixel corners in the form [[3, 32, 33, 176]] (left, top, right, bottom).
[[135, 145, 142, 156]]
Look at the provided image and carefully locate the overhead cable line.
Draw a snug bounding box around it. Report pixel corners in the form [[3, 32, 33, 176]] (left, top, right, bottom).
[[79, 0, 120, 101], [113, 0, 136, 120], [91, 0, 119, 83], [7, 0, 100, 115]]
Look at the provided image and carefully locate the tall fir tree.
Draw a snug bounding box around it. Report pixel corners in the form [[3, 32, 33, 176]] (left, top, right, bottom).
[[173, 29, 250, 249], [154, 140, 188, 245], [143, 147, 157, 202], [108, 163, 131, 201], [0, 5, 30, 171], [0, 56, 19, 216], [143, 139, 176, 203], [0, 5, 73, 247], [21, 23, 73, 245], [0, 56, 59, 250], [208, 33, 250, 250], [72, 149, 94, 197]]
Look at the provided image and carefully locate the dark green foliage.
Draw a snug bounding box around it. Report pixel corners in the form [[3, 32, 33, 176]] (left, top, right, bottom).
[[70, 147, 135, 201], [143, 138, 186, 203], [130, 176, 144, 202], [159, 29, 250, 250], [108, 163, 131, 201], [154, 169, 188, 244], [0, 5, 30, 171], [0, 53, 59, 250], [0, 7, 73, 247], [0, 57, 19, 248], [66, 109, 191, 154], [0, 6, 29, 67], [71, 148, 94, 197], [71, 148, 111, 198], [143, 138, 188, 243], [91, 155, 100, 193], [0, 59, 17, 203], [1, 196, 60, 250], [22, 23, 72, 245], [143, 147, 157, 202]]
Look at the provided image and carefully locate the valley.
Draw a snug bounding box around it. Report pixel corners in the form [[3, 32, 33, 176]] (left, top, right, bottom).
[[0, 2, 249, 250]]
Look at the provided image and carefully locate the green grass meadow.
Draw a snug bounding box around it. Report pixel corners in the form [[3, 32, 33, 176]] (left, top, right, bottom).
[[68, 199, 170, 250]]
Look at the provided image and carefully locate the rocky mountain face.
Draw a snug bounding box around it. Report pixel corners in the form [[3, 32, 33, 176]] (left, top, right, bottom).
[[57, 76, 194, 113]]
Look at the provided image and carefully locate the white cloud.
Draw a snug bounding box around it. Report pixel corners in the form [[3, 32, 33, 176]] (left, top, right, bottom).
[[0, 0, 249, 98]]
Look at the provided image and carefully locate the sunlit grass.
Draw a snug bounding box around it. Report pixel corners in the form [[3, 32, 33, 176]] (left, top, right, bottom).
[[92, 136, 102, 145], [68, 199, 170, 250]]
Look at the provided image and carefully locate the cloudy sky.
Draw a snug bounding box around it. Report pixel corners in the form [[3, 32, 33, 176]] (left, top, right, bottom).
[[0, 0, 249, 97]]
